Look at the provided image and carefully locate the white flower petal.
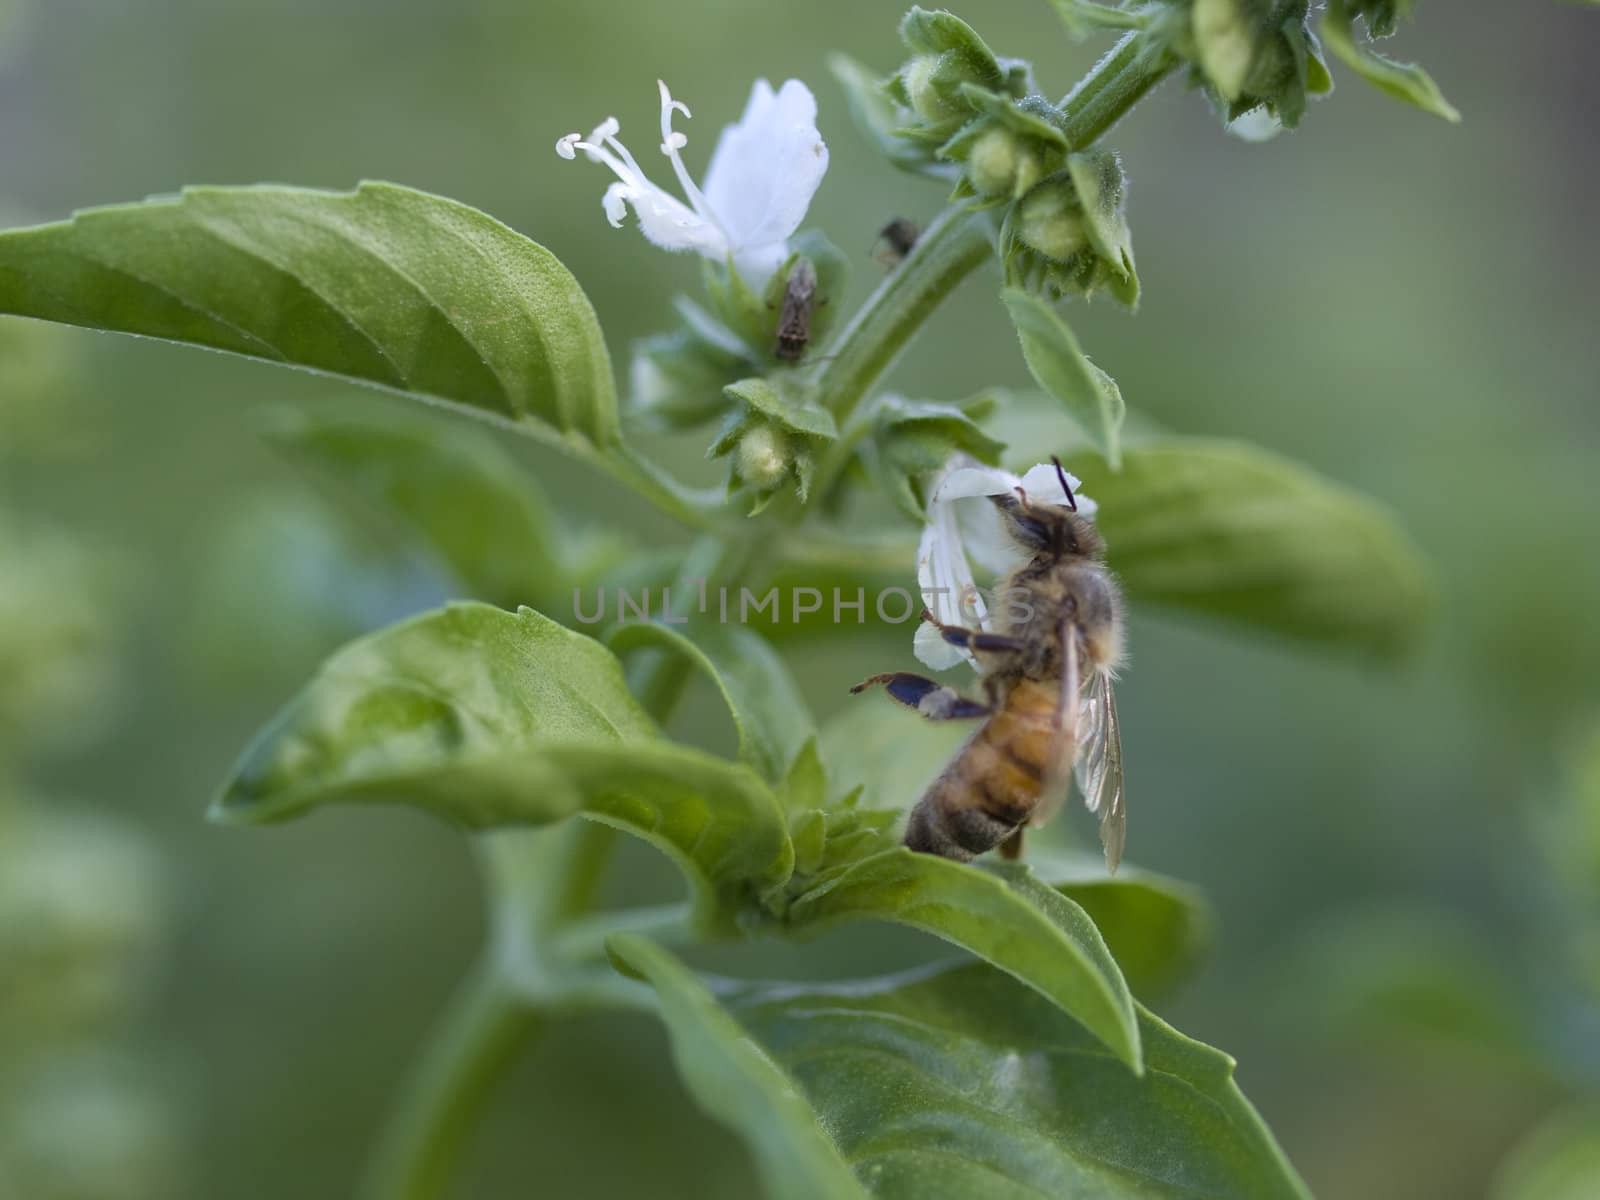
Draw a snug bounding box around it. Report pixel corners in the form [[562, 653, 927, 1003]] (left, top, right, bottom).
[[1226, 106, 1283, 143], [600, 182, 630, 228], [559, 78, 827, 286], [703, 79, 829, 282], [1016, 462, 1097, 516], [911, 454, 1102, 671], [732, 243, 794, 295], [914, 620, 965, 671], [935, 464, 1023, 503], [623, 186, 727, 256]]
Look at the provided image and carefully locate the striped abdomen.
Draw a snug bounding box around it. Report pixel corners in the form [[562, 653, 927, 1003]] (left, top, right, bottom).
[[903, 679, 1062, 861]]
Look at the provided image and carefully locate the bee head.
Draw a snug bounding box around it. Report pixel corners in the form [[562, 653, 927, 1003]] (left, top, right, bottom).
[[989, 457, 1104, 561]]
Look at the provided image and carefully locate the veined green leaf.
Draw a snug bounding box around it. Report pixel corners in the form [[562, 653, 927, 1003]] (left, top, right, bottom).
[[783, 848, 1142, 1071], [1322, 0, 1460, 123], [1066, 438, 1432, 659], [212, 603, 791, 931], [606, 622, 814, 786], [816, 703, 1212, 1003], [730, 960, 1311, 1199], [608, 935, 869, 1200], [1000, 288, 1125, 467], [266, 410, 563, 611], [0, 182, 621, 445], [1035, 850, 1214, 1000]]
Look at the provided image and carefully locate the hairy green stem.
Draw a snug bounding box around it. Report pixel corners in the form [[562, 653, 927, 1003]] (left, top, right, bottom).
[[360, 968, 536, 1200], [813, 204, 994, 425], [803, 33, 1174, 497], [1059, 30, 1178, 148]]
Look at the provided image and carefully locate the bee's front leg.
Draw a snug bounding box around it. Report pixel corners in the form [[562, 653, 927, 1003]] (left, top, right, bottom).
[[918, 609, 1025, 657], [850, 672, 990, 720]]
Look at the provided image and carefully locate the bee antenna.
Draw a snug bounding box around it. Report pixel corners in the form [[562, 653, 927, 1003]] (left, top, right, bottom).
[[1050, 455, 1078, 512]]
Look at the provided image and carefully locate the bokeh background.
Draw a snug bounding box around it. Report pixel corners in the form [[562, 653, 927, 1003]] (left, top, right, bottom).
[[3, 1, 1598, 1197]]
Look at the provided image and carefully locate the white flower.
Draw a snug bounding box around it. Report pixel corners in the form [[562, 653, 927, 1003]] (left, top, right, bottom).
[[556, 78, 829, 290], [914, 454, 1097, 671], [1225, 106, 1284, 143]]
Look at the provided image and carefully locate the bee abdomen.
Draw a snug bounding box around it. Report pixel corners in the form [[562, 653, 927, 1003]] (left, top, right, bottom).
[[904, 800, 1015, 861], [904, 703, 1053, 861]]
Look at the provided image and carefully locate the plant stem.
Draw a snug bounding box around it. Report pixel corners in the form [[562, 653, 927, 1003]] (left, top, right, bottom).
[[1059, 31, 1178, 148], [590, 441, 727, 533], [813, 204, 994, 426], [360, 967, 535, 1200], [806, 32, 1174, 485]]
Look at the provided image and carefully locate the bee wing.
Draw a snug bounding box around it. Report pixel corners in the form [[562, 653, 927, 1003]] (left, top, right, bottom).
[[1027, 621, 1081, 830], [1074, 668, 1127, 872]]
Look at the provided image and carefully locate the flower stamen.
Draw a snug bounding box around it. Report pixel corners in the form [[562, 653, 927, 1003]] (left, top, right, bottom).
[[655, 80, 726, 240]]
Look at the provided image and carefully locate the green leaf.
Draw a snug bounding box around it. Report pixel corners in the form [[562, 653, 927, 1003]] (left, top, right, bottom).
[[721, 377, 839, 443], [1000, 288, 1124, 467], [0, 182, 621, 445], [1322, 0, 1460, 123], [869, 393, 1007, 520], [898, 8, 1004, 91], [265, 410, 563, 611], [212, 603, 791, 931], [628, 324, 747, 432], [606, 622, 814, 785], [817, 702, 1211, 1002], [729, 961, 1310, 1199], [1066, 438, 1431, 658], [783, 848, 1142, 1071], [1042, 0, 1148, 38], [1064, 150, 1137, 298], [820, 695, 967, 807], [827, 53, 937, 173], [1036, 851, 1214, 1000], [608, 935, 869, 1200]]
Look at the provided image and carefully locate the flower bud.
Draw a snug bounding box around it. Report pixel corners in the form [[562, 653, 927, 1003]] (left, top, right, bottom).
[[1002, 152, 1139, 307], [709, 377, 837, 512], [1015, 179, 1089, 263], [903, 54, 966, 123], [965, 127, 1042, 199], [1192, 0, 1256, 101], [736, 424, 792, 492]]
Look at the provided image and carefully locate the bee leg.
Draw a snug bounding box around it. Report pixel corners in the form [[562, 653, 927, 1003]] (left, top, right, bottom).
[[997, 828, 1026, 860], [918, 610, 1025, 656], [850, 672, 990, 720]]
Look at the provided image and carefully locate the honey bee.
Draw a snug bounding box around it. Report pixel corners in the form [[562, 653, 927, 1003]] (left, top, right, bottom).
[[852, 458, 1128, 869], [774, 257, 817, 362]]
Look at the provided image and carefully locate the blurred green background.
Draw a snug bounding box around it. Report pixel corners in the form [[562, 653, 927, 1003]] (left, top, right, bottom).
[[3, 1, 1598, 1197]]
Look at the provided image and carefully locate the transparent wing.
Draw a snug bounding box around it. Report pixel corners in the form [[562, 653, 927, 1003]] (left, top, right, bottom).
[[1027, 622, 1080, 830], [1074, 668, 1127, 871]]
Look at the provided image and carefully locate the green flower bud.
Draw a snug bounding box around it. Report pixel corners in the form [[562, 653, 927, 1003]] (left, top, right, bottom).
[[1175, 0, 1333, 131], [903, 54, 965, 123], [736, 424, 792, 492], [965, 127, 1043, 198], [709, 377, 837, 513], [1193, 0, 1256, 101], [1002, 153, 1140, 307], [1015, 179, 1090, 263]]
